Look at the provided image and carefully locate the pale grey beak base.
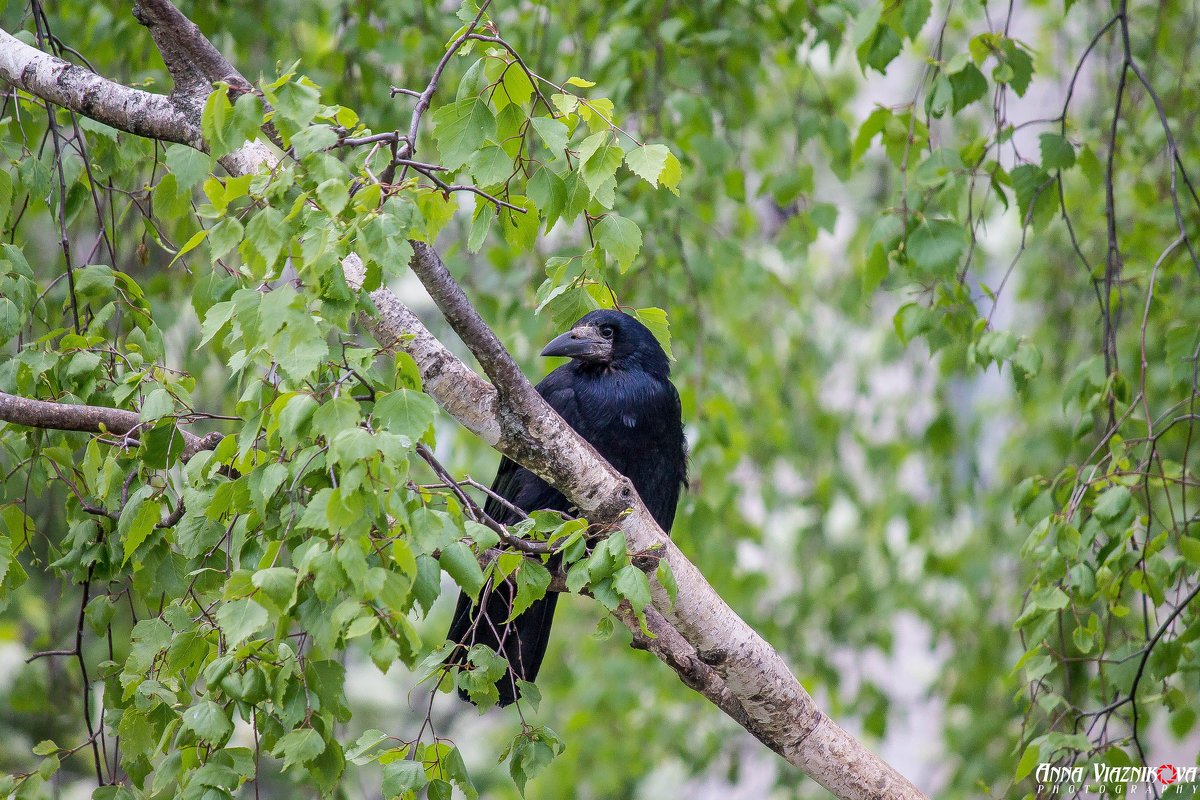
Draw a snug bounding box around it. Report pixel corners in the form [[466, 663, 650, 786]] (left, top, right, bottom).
[[541, 325, 613, 361]]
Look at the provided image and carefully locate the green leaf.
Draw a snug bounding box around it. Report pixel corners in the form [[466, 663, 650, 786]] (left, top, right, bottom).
[[900, 0, 932, 38], [551, 93, 579, 118], [1014, 742, 1040, 781], [468, 205, 495, 253], [139, 386, 175, 422], [1012, 343, 1043, 380], [906, 218, 965, 275], [1030, 585, 1069, 610], [440, 542, 486, 599], [432, 98, 496, 171], [0, 170, 11, 232], [948, 63, 988, 112], [241, 207, 288, 275], [0, 297, 24, 344], [499, 196, 540, 251], [613, 564, 652, 614], [632, 307, 673, 359], [594, 214, 642, 273], [1010, 164, 1058, 227], [207, 218, 244, 261], [529, 116, 569, 155], [140, 425, 186, 470], [1038, 133, 1076, 170], [507, 560, 551, 620], [457, 645, 508, 708], [291, 124, 338, 157], [276, 393, 318, 446], [858, 24, 902, 74], [215, 597, 269, 647], [273, 728, 327, 769], [119, 487, 162, 565], [182, 700, 233, 745], [201, 90, 233, 155], [507, 728, 561, 796], [329, 428, 379, 467], [527, 167, 567, 232], [578, 132, 622, 202], [468, 144, 512, 187], [501, 63, 535, 106], [312, 395, 361, 438], [655, 559, 678, 608], [272, 77, 321, 131], [1181, 537, 1200, 566], [37, 755, 59, 780], [165, 144, 215, 191], [624, 144, 671, 188], [374, 389, 436, 441], [316, 178, 350, 216], [1073, 624, 1094, 653], [345, 730, 389, 764], [83, 595, 116, 636], [997, 39, 1034, 96], [170, 228, 208, 266], [383, 760, 428, 796], [659, 152, 682, 195], [198, 300, 235, 348], [1093, 486, 1131, 522], [251, 567, 297, 613], [75, 265, 117, 299], [31, 740, 57, 756]]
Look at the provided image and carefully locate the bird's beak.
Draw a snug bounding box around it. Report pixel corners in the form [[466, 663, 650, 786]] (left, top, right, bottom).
[[541, 325, 612, 361]]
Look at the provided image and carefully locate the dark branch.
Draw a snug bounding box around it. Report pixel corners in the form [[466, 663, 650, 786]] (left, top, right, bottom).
[[406, 242, 540, 402], [131, 0, 240, 96], [0, 391, 222, 461]]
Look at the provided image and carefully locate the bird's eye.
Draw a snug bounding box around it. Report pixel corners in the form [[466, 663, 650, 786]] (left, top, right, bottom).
[[599, 325, 614, 339]]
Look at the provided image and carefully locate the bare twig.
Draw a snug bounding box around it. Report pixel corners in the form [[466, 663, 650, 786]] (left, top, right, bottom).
[[415, 443, 550, 554]]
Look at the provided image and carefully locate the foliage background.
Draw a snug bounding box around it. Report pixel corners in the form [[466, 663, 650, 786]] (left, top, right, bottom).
[[0, 0, 1198, 798]]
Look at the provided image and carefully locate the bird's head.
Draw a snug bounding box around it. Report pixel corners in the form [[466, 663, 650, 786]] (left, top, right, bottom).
[[540, 309, 670, 376]]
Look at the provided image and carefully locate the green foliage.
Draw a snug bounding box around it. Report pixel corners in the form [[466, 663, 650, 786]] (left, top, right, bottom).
[[0, 0, 1197, 798]]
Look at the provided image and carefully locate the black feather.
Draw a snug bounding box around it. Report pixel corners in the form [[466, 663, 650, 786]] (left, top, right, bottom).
[[446, 310, 687, 706]]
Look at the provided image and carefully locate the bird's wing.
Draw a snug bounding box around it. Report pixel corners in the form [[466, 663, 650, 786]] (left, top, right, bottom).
[[480, 366, 581, 524], [535, 365, 587, 430]]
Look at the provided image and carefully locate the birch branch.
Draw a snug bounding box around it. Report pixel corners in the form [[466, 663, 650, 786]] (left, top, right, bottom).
[[0, 391, 222, 460], [0, 28, 201, 147]]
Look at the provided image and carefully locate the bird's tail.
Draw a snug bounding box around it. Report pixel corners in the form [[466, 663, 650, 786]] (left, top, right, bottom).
[[446, 579, 559, 707]]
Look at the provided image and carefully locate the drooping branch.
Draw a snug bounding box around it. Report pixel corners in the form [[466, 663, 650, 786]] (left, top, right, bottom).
[[0, 391, 222, 460], [0, 8, 927, 799]]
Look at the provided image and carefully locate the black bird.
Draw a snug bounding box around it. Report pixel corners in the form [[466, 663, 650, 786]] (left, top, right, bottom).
[[446, 309, 687, 706]]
